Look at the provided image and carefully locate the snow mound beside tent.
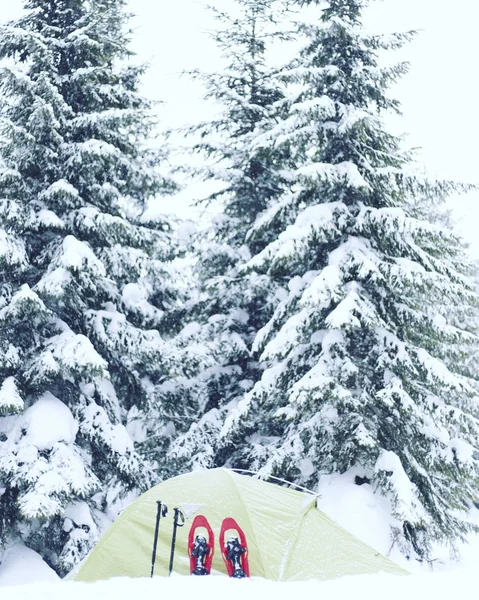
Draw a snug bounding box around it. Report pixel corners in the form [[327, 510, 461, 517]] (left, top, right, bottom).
[[0, 545, 59, 587]]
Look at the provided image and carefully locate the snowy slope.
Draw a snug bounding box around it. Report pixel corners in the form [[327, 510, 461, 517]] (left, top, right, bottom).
[[316, 470, 479, 570], [0, 545, 59, 587]]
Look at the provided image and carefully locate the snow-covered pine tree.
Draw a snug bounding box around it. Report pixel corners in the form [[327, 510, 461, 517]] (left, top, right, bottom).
[[154, 0, 292, 475], [0, 0, 177, 574], [222, 0, 479, 559]]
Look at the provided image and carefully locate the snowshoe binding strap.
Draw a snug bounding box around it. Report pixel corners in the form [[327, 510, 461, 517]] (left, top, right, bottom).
[[220, 517, 250, 578], [188, 515, 214, 575]]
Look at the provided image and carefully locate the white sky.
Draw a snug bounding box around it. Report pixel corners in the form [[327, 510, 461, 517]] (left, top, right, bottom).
[[2, 0, 479, 255]]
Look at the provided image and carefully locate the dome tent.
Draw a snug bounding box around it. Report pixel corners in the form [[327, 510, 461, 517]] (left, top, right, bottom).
[[72, 468, 407, 582]]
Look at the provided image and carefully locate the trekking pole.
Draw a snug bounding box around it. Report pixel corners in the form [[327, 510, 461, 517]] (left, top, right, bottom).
[[150, 501, 168, 578], [168, 507, 185, 576]]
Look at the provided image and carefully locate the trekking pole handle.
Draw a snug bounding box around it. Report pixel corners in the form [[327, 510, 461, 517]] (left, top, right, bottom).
[[174, 507, 185, 527]]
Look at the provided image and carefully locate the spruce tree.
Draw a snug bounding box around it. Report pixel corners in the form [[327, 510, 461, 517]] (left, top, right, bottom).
[[222, 0, 479, 559], [0, 0, 176, 574], [155, 0, 292, 475]]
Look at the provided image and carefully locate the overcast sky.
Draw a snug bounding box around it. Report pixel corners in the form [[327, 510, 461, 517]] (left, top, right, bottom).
[[2, 0, 479, 254]]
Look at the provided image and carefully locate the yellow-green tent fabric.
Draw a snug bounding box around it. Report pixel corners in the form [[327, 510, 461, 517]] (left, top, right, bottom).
[[72, 468, 407, 582]]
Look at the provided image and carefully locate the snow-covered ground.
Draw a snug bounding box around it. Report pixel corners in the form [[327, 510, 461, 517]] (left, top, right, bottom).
[[1, 569, 479, 600]]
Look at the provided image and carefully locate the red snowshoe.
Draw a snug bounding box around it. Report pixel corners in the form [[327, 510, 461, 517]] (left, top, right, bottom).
[[188, 515, 214, 575], [220, 517, 250, 578]]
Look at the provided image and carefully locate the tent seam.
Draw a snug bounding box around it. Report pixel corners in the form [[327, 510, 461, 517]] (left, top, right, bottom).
[[224, 468, 269, 578], [278, 497, 317, 581]]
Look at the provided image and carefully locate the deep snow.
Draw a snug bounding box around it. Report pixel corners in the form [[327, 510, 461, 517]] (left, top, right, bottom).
[[1, 570, 479, 600]]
